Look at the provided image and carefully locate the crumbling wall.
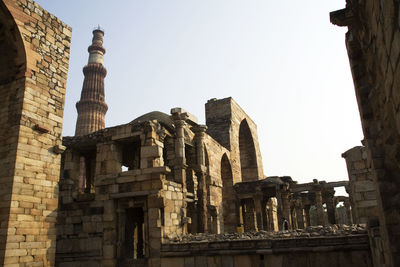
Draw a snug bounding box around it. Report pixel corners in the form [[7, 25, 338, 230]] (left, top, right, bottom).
[[57, 123, 171, 266], [342, 146, 378, 223], [205, 97, 264, 184], [203, 136, 230, 233], [331, 0, 400, 265], [0, 0, 70, 266], [161, 228, 372, 267]]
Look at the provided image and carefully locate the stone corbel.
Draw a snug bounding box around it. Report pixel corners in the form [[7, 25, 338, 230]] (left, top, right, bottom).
[[53, 144, 66, 154]]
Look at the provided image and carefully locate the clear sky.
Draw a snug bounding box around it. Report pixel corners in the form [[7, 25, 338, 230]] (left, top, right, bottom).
[[35, 0, 363, 194]]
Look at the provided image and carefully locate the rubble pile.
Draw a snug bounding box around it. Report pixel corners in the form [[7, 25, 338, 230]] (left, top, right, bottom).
[[167, 224, 367, 243]]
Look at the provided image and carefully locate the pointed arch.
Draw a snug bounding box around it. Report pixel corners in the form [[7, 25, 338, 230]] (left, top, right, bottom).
[[0, 1, 26, 85], [204, 143, 209, 168], [221, 153, 236, 232], [204, 144, 211, 198], [238, 119, 258, 182], [0, 1, 27, 263]]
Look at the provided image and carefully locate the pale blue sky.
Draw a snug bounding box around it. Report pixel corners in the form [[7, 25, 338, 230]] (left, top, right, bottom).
[[35, 0, 363, 192]]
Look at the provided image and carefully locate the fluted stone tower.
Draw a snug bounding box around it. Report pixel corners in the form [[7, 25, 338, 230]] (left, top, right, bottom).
[[75, 28, 108, 136]]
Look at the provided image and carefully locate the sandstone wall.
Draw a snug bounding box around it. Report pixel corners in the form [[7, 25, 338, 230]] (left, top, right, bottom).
[[331, 0, 400, 265], [203, 135, 230, 233], [161, 234, 372, 267], [0, 0, 70, 266], [342, 146, 378, 223], [205, 97, 264, 184]]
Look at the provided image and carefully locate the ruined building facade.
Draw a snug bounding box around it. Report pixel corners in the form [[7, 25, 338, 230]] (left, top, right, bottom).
[[56, 94, 269, 265], [1, 0, 400, 266], [53, 28, 364, 267], [331, 0, 400, 265]]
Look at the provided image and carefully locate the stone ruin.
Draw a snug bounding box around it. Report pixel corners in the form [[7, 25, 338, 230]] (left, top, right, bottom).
[[0, 0, 400, 266]]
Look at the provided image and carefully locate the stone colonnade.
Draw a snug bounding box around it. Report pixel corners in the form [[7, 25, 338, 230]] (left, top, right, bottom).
[[234, 178, 354, 231]]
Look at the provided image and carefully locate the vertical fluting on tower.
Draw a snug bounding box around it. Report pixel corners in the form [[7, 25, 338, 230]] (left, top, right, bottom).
[[75, 28, 108, 136]]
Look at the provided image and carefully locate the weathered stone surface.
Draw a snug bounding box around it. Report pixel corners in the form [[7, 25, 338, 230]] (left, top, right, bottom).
[[0, 0, 70, 266], [332, 0, 400, 265], [166, 224, 367, 243], [342, 146, 379, 224]]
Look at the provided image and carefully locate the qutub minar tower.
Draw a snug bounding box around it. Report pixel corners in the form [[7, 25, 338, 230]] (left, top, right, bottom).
[[75, 27, 108, 136]]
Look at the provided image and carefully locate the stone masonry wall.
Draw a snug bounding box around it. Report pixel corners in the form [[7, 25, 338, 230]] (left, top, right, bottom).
[[205, 97, 264, 185], [161, 232, 372, 267], [203, 135, 229, 234], [331, 0, 400, 265], [342, 146, 378, 223], [0, 0, 71, 266]]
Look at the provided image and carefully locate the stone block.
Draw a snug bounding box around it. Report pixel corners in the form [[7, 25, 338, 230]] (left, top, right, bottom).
[[141, 146, 162, 158], [355, 181, 376, 192], [103, 245, 115, 259], [161, 257, 185, 267], [358, 200, 378, 208]]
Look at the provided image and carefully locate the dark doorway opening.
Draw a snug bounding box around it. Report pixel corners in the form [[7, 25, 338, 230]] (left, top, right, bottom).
[[125, 207, 145, 259]]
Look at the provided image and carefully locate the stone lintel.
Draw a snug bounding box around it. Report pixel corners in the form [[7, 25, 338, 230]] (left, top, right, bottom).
[[110, 190, 159, 199]]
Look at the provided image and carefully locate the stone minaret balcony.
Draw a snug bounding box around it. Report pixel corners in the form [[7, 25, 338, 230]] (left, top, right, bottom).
[[75, 27, 108, 136]]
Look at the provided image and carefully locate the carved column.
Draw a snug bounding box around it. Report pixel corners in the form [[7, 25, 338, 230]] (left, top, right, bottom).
[[344, 199, 353, 224], [323, 189, 336, 225], [235, 197, 243, 232], [276, 192, 283, 230], [314, 189, 325, 226], [304, 205, 311, 227], [267, 199, 277, 231], [346, 185, 357, 224], [243, 198, 257, 232], [281, 191, 291, 230], [296, 203, 305, 229], [171, 109, 189, 233], [254, 195, 264, 230], [291, 206, 298, 229], [262, 198, 268, 230], [193, 125, 208, 233]]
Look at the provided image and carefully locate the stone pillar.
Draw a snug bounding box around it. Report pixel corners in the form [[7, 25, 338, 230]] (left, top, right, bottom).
[[243, 199, 257, 231], [346, 185, 358, 224], [193, 125, 208, 233], [315, 189, 325, 226], [171, 109, 188, 185], [276, 192, 283, 230], [267, 199, 278, 231], [323, 189, 336, 225], [236, 197, 243, 231], [171, 109, 189, 234], [262, 199, 268, 230], [281, 192, 291, 229], [296, 205, 305, 229], [304, 205, 311, 227], [254, 196, 264, 230], [97, 142, 121, 175], [141, 122, 164, 169], [290, 206, 298, 229], [344, 199, 353, 224]]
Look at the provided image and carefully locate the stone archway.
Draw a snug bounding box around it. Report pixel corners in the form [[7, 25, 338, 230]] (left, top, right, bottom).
[[221, 154, 236, 232], [0, 2, 27, 264], [239, 119, 258, 182], [0, 2, 26, 84]]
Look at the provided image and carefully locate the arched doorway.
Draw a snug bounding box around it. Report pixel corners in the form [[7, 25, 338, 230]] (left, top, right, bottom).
[[221, 154, 236, 232], [238, 119, 258, 182], [0, 2, 27, 265]]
